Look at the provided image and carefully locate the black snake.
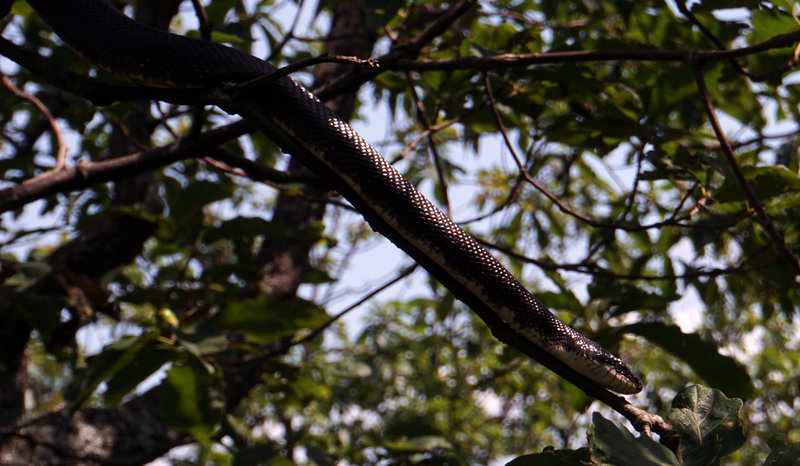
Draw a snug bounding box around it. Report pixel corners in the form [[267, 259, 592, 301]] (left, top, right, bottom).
[[15, 0, 643, 395]]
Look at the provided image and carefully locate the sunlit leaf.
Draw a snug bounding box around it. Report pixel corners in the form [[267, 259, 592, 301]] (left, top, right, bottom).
[[206, 297, 327, 344]]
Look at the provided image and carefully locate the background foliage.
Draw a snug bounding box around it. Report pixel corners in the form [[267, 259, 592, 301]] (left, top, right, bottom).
[[2, 0, 800, 464]]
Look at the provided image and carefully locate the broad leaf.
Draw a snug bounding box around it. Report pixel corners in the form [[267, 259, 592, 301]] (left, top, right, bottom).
[[668, 385, 745, 466], [506, 447, 591, 465], [589, 412, 679, 465], [66, 331, 160, 412], [206, 297, 328, 344], [622, 322, 754, 399], [158, 362, 223, 443]]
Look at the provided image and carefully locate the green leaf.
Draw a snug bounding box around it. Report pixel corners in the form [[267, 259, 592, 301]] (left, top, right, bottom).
[[506, 447, 591, 465], [365, 0, 403, 32], [383, 435, 453, 454], [232, 442, 281, 466], [66, 331, 160, 412], [158, 362, 223, 442], [534, 291, 584, 314], [714, 166, 800, 203], [202, 217, 286, 243], [175, 328, 228, 356], [206, 297, 328, 344], [621, 323, 754, 399], [301, 265, 335, 284], [668, 385, 746, 466], [3, 261, 52, 290], [202, 0, 238, 26], [589, 412, 679, 465], [750, 8, 797, 45], [103, 346, 175, 406], [170, 180, 233, 218]]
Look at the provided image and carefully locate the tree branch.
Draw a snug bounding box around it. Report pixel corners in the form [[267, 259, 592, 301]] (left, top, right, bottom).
[[483, 73, 712, 232], [0, 121, 251, 213], [691, 62, 800, 276], [476, 236, 774, 280], [390, 29, 800, 71], [2, 74, 67, 169]]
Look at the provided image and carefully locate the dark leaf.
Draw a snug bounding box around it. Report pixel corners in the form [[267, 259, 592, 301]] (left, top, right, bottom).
[[158, 362, 223, 442], [622, 322, 754, 398], [506, 447, 591, 465], [764, 438, 800, 466], [364, 0, 403, 32], [668, 385, 746, 465], [589, 279, 679, 315], [535, 291, 584, 314], [103, 345, 174, 406], [232, 442, 281, 466], [66, 331, 160, 412], [714, 166, 800, 203], [203, 216, 287, 243], [589, 412, 679, 465]]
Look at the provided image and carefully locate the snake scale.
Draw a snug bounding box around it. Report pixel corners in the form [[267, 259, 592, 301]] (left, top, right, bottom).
[[19, 0, 642, 394]]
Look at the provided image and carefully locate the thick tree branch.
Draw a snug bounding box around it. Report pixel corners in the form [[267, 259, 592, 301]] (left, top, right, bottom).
[[0, 121, 252, 213]]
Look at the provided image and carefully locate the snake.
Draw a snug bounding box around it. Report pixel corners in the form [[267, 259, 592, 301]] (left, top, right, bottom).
[[15, 0, 642, 395]]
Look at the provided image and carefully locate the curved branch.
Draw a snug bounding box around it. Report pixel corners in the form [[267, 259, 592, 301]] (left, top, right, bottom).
[[2, 74, 67, 169]]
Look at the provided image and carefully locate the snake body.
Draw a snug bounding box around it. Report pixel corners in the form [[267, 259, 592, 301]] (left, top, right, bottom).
[[22, 0, 642, 394]]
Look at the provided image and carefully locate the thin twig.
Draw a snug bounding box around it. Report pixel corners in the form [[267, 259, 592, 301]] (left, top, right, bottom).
[[206, 148, 319, 185], [291, 264, 417, 347], [691, 62, 800, 275], [408, 79, 451, 215], [476, 235, 774, 281], [189, 0, 212, 40], [676, 1, 749, 76], [617, 145, 645, 222], [390, 28, 800, 72], [392, 0, 477, 57], [313, 0, 478, 101], [216, 265, 418, 366], [3, 74, 67, 170], [483, 73, 703, 232], [267, 0, 305, 61], [237, 53, 378, 93], [188, 0, 212, 140]]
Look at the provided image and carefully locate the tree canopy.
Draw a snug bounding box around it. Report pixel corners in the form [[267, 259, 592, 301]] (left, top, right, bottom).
[[1, 0, 800, 464]]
